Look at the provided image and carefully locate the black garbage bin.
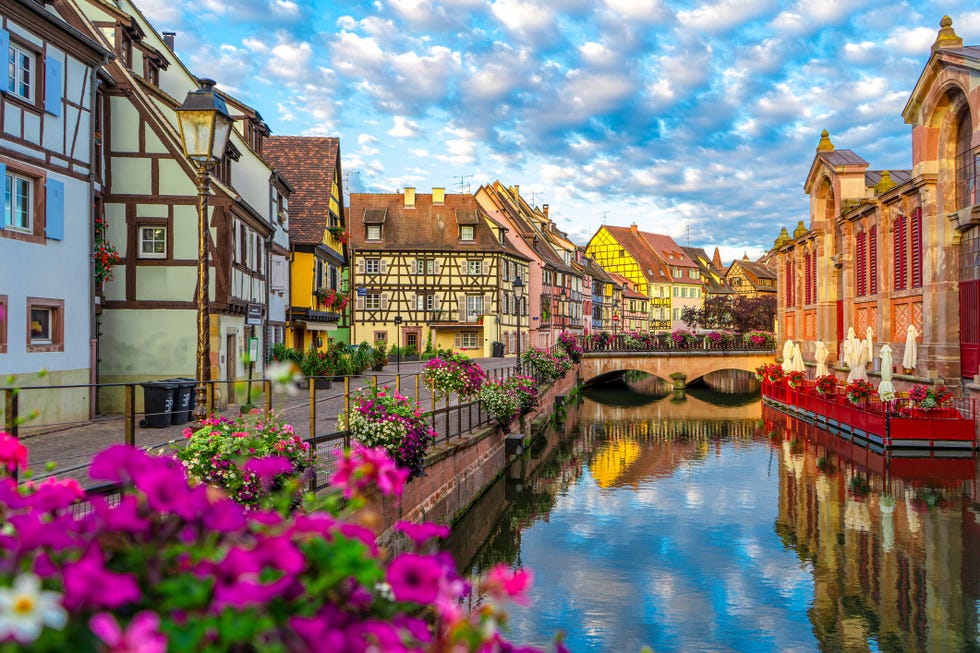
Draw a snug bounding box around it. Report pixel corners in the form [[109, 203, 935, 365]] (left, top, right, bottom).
[[140, 381, 177, 428], [169, 378, 196, 425], [491, 341, 505, 357]]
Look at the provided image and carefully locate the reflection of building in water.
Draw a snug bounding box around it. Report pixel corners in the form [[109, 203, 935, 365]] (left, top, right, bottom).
[[769, 407, 980, 652]]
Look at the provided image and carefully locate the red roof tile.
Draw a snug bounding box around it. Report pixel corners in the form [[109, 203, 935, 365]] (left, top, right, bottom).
[[263, 136, 341, 246]]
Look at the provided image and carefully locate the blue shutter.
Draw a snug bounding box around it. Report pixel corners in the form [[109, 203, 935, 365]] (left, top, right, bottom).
[[44, 55, 62, 116], [45, 178, 64, 240], [0, 162, 5, 230], [0, 30, 8, 94]]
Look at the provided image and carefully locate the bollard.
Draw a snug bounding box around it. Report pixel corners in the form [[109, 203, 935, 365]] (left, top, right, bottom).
[[124, 384, 135, 447]]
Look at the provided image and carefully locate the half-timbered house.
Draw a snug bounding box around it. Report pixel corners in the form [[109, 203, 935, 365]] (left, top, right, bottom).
[[348, 189, 529, 357], [63, 0, 282, 410], [725, 255, 777, 298], [264, 136, 348, 350], [0, 0, 110, 426]]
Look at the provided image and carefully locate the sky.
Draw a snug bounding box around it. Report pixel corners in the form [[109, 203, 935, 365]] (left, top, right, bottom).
[[139, 0, 980, 263]]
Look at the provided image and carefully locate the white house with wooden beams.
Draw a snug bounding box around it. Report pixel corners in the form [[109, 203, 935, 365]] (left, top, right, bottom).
[[0, 0, 110, 426], [348, 189, 529, 357], [61, 0, 284, 410]]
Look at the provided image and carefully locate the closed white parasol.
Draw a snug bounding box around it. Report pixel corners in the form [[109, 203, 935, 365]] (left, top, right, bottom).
[[878, 343, 895, 398], [782, 339, 795, 372], [814, 340, 830, 376], [903, 324, 920, 372]]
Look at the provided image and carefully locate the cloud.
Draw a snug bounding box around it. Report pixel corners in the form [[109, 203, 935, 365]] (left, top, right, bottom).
[[677, 0, 776, 34], [489, 0, 555, 39], [388, 116, 421, 138]]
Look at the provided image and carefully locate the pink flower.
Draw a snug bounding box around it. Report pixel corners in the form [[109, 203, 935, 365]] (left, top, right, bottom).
[[0, 432, 28, 473], [62, 547, 141, 610], [482, 564, 534, 606], [89, 611, 167, 653], [386, 553, 444, 604], [394, 520, 450, 545]]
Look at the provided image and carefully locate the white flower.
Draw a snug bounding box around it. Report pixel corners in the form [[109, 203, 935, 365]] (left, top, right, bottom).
[[267, 361, 303, 395], [0, 573, 68, 643]]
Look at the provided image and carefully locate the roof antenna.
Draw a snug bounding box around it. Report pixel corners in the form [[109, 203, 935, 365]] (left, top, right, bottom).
[[686, 224, 691, 247], [601, 211, 608, 224], [454, 174, 472, 194]]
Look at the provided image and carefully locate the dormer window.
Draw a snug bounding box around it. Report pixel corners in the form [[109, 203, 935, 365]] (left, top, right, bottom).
[[119, 33, 132, 68], [367, 225, 381, 240], [460, 225, 474, 241]]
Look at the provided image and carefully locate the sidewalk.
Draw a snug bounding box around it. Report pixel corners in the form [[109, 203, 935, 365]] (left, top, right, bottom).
[[20, 357, 519, 486]]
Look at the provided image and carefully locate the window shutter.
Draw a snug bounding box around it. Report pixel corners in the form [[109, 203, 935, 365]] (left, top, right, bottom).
[[458, 298, 466, 322], [356, 259, 364, 276], [412, 258, 418, 275], [485, 293, 492, 314], [434, 260, 441, 275], [0, 31, 9, 93], [433, 295, 440, 310], [454, 332, 462, 348], [356, 296, 365, 310], [894, 217, 906, 290], [381, 293, 389, 310], [410, 292, 417, 309], [44, 55, 63, 116], [869, 225, 878, 295], [804, 253, 811, 304], [45, 178, 65, 240], [855, 231, 866, 296], [911, 209, 922, 288], [0, 163, 5, 230], [380, 259, 387, 274]]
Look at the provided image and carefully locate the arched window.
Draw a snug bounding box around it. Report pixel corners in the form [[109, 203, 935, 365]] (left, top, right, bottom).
[[954, 106, 974, 211]]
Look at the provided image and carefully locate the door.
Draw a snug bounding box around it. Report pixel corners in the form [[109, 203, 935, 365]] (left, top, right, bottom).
[[226, 333, 237, 405], [961, 227, 980, 380]]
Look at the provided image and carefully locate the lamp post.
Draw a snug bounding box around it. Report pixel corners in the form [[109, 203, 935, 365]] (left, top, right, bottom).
[[513, 275, 524, 370], [176, 79, 233, 422], [394, 315, 403, 376]]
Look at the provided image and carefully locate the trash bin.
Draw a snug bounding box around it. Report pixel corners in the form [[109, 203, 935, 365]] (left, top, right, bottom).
[[169, 378, 196, 425], [139, 381, 177, 428], [491, 341, 505, 357]]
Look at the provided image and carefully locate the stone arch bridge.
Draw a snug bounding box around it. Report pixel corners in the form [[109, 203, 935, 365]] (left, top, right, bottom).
[[580, 351, 775, 388]]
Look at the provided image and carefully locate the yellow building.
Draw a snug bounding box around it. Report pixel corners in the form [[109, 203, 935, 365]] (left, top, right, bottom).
[[348, 189, 529, 357], [264, 137, 350, 350]]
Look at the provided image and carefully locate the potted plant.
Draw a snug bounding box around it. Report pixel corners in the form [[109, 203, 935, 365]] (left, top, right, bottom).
[[479, 380, 519, 431], [908, 383, 953, 410], [371, 341, 388, 371], [786, 370, 806, 389], [814, 374, 838, 395], [844, 379, 875, 405], [299, 343, 329, 387]]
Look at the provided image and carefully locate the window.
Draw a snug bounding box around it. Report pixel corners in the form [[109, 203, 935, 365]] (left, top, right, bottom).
[[502, 260, 510, 281], [467, 260, 482, 275], [894, 215, 907, 291], [910, 209, 922, 288], [673, 308, 680, 320], [364, 258, 381, 274], [673, 287, 679, 297], [460, 225, 474, 240], [365, 293, 381, 310], [416, 294, 435, 311], [26, 298, 63, 352], [416, 258, 434, 275], [869, 225, 878, 295], [406, 332, 418, 349], [689, 269, 698, 279], [7, 44, 35, 102], [4, 171, 33, 231], [955, 107, 975, 211], [139, 226, 166, 258], [374, 331, 387, 343], [672, 268, 681, 278], [0, 295, 6, 353], [460, 332, 478, 348], [466, 295, 483, 320], [366, 225, 381, 240]]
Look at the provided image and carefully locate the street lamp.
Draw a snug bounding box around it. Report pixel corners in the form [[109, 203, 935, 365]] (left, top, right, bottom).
[[513, 275, 524, 369], [176, 79, 233, 422]]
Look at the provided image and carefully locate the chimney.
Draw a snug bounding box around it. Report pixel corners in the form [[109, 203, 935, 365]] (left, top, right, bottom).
[[542, 204, 549, 218], [630, 222, 638, 233], [162, 32, 176, 50], [404, 187, 415, 208], [511, 185, 519, 198], [432, 187, 445, 205]]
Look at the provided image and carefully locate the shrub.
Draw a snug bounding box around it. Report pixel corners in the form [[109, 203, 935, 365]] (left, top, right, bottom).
[[814, 374, 838, 394], [557, 331, 583, 363], [340, 385, 436, 479], [908, 383, 953, 409], [504, 375, 539, 414], [299, 343, 328, 378], [175, 410, 310, 509], [754, 363, 784, 383], [0, 440, 557, 652], [269, 341, 302, 365]]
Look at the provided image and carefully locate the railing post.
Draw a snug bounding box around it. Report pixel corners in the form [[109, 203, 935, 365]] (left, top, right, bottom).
[[445, 394, 450, 439], [372, 374, 377, 389], [3, 388, 18, 440], [395, 374, 401, 394], [344, 377, 351, 449], [124, 384, 135, 447], [415, 374, 420, 403], [264, 379, 272, 413], [308, 378, 316, 439], [206, 382, 215, 417]]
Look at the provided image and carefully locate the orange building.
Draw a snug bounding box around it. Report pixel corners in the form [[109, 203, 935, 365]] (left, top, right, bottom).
[[772, 17, 980, 386]]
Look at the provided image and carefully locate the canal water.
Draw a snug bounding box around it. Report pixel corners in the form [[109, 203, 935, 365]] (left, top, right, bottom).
[[448, 381, 980, 653]]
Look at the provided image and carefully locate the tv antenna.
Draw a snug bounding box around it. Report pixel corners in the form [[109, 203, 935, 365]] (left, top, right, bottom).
[[455, 174, 473, 194], [601, 211, 608, 224], [343, 170, 360, 197]]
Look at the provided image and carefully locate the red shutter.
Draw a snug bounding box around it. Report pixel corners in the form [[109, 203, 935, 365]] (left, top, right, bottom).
[[856, 231, 866, 296], [785, 260, 794, 306], [811, 250, 818, 303], [869, 225, 878, 295], [910, 208, 922, 288], [804, 253, 812, 304], [894, 216, 907, 290]]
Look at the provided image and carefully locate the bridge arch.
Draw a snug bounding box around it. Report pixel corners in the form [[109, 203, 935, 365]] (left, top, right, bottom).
[[580, 352, 774, 388]]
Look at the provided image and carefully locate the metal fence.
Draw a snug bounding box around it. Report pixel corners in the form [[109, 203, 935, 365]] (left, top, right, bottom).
[[579, 332, 776, 353]]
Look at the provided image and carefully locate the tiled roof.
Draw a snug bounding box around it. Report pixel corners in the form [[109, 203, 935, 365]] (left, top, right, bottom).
[[738, 258, 776, 281], [484, 182, 575, 273], [602, 226, 669, 283], [682, 246, 735, 295], [348, 192, 528, 259], [263, 136, 340, 245], [865, 170, 912, 187], [817, 149, 868, 167]]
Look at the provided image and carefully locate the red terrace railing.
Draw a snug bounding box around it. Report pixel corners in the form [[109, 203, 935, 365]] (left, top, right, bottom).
[[578, 332, 777, 354], [762, 380, 977, 449]]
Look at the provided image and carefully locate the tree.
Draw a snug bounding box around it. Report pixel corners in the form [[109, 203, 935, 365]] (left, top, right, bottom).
[[681, 295, 735, 330], [730, 295, 776, 332]]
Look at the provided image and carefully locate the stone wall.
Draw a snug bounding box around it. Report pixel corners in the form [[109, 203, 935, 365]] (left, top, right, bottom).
[[368, 367, 580, 548]]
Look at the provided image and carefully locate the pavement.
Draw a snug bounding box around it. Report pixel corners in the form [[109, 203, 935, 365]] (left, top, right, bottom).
[[17, 357, 520, 487]]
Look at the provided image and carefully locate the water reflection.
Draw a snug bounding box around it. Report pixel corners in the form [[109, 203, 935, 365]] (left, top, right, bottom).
[[452, 389, 980, 653]]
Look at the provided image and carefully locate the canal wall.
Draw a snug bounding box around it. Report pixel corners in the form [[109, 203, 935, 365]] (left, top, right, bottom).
[[367, 366, 581, 549]]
